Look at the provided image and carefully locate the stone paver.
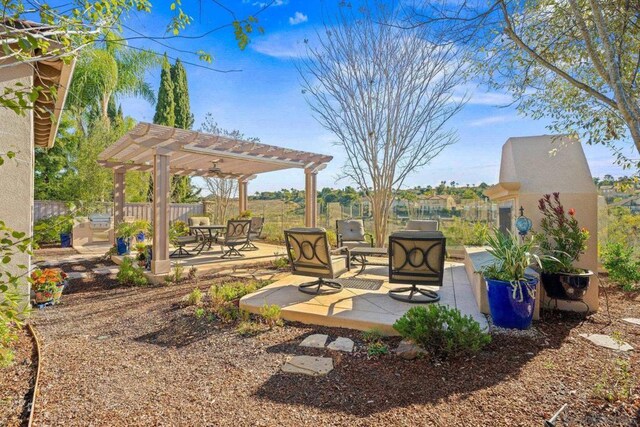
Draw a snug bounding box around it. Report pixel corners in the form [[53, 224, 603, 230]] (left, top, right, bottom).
[[395, 339, 426, 360], [93, 267, 119, 275], [622, 318, 640, 327], [281, 356, 333, 376], [65, 272, 88, 279], [300, 334, 328, 349], [579, 333, 634, 352], [327, 337, 354, 353]]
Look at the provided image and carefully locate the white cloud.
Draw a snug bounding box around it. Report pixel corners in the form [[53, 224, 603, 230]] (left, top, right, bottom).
[[288, 11, 308, 25], [451, 83, 514, 106], [251, 29, 312, 59], [469, 115, 517, 127], [252, 0, 288, 7]]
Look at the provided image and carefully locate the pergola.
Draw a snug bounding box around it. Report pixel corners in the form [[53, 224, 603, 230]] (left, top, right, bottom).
[[98, 122, 333, 275]]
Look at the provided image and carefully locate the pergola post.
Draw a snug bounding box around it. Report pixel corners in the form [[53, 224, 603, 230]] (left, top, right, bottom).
[[305, 167, 318, 227], [112, 167, 126, 243], [238, 179, 248, 214], [151, 148, 171, 275]]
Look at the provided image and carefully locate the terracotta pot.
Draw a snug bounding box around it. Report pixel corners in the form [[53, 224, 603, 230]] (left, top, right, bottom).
[[541, 270, 592, 301]]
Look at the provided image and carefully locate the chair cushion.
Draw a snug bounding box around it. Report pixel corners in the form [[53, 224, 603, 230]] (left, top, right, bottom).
[[176, 235, 197, 245], [188, 216, 210, 227], [342, 241, 373, 249], [406, 220, 438, 231], [294, 255, 347, 277], [337, 219, 365, 241], [389, 231, 445, 285]]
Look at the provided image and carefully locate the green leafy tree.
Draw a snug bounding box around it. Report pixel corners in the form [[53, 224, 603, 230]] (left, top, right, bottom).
[[169, 58, 200, 202], [153, 54, 176, 127], [171, 58, 194, 130], [416, 0, 640, 167]]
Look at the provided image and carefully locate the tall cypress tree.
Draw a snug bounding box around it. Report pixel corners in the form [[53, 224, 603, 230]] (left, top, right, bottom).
[[153, 54, 175, 126], [169, 58, 200, 203], [171, 58, 194, 130]]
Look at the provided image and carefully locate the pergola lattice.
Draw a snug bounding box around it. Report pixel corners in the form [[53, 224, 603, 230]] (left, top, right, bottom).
[[98, 122, 332, 274]]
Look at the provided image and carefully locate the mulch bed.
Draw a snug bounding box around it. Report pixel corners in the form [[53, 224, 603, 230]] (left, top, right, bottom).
[[0, 328, 37, 427], [20, 248, 640, 426]]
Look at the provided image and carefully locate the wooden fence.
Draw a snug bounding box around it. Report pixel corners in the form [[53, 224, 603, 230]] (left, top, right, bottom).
[[34, 201, 204, 223]]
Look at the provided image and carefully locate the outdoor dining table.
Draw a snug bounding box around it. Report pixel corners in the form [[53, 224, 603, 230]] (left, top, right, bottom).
[[189, 225, 226, 255]]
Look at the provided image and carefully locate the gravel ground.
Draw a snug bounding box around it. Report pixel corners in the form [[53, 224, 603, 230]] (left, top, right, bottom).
[[0, 328, 36, 427], [25, 248, 640, 426]]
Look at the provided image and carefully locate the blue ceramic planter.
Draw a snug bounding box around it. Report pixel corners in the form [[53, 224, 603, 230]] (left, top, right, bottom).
[[485, 276, 538, 330], [136, 231, 145, 242], [60, 233, 72, 248], [116, 237, 130, 255]]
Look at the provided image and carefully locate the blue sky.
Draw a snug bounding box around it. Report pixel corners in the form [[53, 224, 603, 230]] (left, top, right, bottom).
[[118, 0, 630, 193]]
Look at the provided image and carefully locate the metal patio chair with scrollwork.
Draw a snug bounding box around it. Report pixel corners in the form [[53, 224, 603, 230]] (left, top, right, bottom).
[[284, 228, 350, 295], [215, 219, 251, 258], [388, 230, 446, 303]]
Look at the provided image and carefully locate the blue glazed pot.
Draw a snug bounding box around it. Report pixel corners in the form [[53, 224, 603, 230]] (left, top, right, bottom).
[[60, 233, 72, 248], [485, 276, 538, 330], [116, 237, 130, 255], [137, 231, 145, 242]]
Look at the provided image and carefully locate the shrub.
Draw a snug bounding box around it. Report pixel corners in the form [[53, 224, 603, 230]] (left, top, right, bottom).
[[601, 243, 640, 291], [259, 304, 283, 328], [194, 307, 206, 319], [593, 358, 635, 402], [367, 341, 389, 357], [442, 218, 489, 246], [271, 256, 289, 270], [33, 214, 74, 245], [116, 257, 148, 286], [393, 305, 491, 358], [188, 266, 198, 281], [185, 288, 203, 306], [164, 263, 184, 285], [362, 328, 384, 343], [236, 320, 264, 337]]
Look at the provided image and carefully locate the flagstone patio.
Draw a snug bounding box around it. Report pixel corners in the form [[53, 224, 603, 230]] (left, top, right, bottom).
[[240, 259, 488, 335]]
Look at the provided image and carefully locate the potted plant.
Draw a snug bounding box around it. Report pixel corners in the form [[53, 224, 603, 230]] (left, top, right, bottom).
[[535, 193, 592, 301], [134, 242, 147, 268], [57, 214, 74, 248], [481, 230, 545, 330], [115, 220, 150, 255], [31, 268, 67, 305]]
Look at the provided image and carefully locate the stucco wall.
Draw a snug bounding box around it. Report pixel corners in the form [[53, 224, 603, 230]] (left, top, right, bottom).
[[0, 62, 34, 299], [493, 135, 599, 313]]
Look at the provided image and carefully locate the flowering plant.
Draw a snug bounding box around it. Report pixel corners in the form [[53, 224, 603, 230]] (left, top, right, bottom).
[[31, 268, 67, 293], [535, 193, 589, 273]]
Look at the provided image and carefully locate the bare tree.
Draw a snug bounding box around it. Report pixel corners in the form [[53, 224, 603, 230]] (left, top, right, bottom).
[[204, 177, 238, 224], [300, 2, 465, 245], [409, 0, 640, 168], [199, 113, 259, 223]]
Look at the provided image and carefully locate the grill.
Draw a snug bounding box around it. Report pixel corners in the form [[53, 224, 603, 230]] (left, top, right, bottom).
[[88, 214, 112, 230]]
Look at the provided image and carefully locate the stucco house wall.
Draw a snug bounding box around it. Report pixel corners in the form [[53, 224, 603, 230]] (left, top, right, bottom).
[[486, 135, 599, 313], [0, 62, 34, 298]]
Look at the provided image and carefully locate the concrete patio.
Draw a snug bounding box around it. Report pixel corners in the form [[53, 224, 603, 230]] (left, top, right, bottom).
[[111, 241, 286, 282], [240, 259, 488, 335]]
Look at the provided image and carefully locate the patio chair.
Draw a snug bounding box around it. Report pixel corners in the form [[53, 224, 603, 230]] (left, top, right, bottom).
[[405, 220, 439, 231], [215, 219, 251, 258], [241, 217, 264, 251], [388, 230, 446, 303], [336, 218, 374, 249], [188, 216, 211, 234], [284, 228, 350, 295]]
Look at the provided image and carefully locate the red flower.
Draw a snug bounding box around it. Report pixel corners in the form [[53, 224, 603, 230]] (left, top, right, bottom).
[[568, 208, 576, 216]]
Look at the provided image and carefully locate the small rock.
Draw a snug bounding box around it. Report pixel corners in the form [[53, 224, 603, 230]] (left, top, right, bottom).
[[96, 335, 110, 340], [281, 356, 333, 376], [395, 339, 426, 360], [579, 333, 634, 352], [65, 272, 88, 279], [300, 334, 328, 349], [622, 318, 640, 327], [327, 337, 354, 353]]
